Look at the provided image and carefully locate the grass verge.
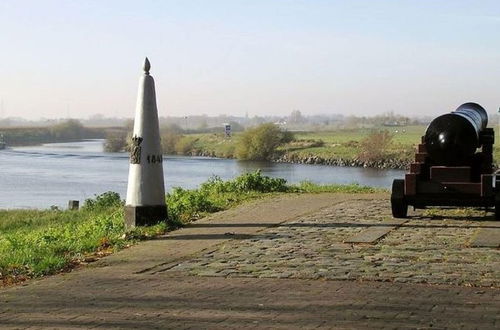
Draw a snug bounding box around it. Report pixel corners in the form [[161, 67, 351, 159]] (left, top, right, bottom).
[[0, 171, 382, 285]]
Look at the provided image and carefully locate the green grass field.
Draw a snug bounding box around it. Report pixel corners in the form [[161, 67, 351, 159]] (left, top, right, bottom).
[[181, 126, 426, 162], [283, 126, 425, 162], [293, 125, 426, 145], [178, 133, 236, 157], [180, 125, 500, 165]]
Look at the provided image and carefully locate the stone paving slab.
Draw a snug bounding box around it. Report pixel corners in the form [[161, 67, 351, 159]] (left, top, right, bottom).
[[344, 219, 407, 243], [1, 193, 499, 329], [470, 221, 500, 248]]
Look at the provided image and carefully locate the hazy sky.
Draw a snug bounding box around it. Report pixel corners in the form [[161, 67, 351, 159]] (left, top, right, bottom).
[[0, 0, 499, 119]]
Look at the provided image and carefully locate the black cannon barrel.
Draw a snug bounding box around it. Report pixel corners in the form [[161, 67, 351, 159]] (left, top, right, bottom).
[[424, 102, 488, 165]]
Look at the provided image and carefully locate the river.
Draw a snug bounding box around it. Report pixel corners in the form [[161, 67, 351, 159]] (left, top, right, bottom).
[[0, 140, 404, 209]]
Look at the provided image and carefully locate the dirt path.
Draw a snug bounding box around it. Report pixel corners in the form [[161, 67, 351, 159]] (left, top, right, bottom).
[[1, 193, 499, 329]]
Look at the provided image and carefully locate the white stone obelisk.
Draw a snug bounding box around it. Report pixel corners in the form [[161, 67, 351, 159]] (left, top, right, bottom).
[[124, 58, 167, 228]]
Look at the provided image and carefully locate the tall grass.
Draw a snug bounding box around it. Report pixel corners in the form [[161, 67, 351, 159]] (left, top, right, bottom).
[[0, 171, 379, 284]]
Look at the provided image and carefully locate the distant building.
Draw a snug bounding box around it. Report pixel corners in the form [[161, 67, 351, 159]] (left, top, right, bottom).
[[223, 123, 232, 137]]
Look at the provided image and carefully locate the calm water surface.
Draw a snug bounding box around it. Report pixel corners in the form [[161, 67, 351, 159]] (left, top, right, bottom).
[[0, 140, 404, 209]]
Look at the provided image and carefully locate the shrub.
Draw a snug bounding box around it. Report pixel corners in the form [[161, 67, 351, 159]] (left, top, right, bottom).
[[83, 192, 123, 211], [167, 188, 221, 222], [104, 131, 128, 152], [161, 132, 182, 154], [358, 130, 393, 162], [175, 136, 198, 155], [50, 120, 86, 140], [159, 124, 185, 154], [229, 171, 288, 192], [200, 170, 289, 194], [235, 123, 294, 160], [166, 171, 289, 223], [280, 130, 295, 144]]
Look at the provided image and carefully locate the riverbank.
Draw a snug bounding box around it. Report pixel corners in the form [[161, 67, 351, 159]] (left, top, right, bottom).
[[272, 153, 409, 169], [0, 172, 380, 286], [185, 149, 409, 169], [140, 126, 421, 169], [171, 126, 500, 169]]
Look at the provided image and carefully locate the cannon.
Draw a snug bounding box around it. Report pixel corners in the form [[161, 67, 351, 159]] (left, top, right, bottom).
[[391, 102, 499, 219]]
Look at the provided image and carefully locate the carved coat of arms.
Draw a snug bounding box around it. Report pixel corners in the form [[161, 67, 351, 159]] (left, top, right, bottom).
[[130, 135, 143, 164]]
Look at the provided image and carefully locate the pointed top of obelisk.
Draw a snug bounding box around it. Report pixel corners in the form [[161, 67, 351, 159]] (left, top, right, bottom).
[[143, 57, 151, 75]]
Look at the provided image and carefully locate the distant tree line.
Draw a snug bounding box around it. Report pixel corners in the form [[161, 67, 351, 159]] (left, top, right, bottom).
[[0, 120, 105, 146], [0, 108, 437, 133]]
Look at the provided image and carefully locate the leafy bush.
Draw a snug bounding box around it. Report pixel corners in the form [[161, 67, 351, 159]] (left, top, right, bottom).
[[357, 130, 394, 162], [201, 171, 289, 194], [83, 192, 123, 211], [235, 123, 294, 160], [166, 171, 288, 222], [280, 130, 295, 144], [161, 132, 182, 154], [231, 172, 288, 192], [175, 136, 198, 155], [50, 120, 87, 140], [158, 123, 185, 154], [166, 188, 222, 222], [104, 131, 128, 152]]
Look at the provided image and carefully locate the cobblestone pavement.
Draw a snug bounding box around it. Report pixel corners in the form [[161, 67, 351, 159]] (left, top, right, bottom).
[[2, 274, 499, 329], [1, 194, 499, 329], [164, 199, 500, 287]]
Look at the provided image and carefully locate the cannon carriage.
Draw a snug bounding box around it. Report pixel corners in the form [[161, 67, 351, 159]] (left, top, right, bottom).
[[391, 102, 500, 220]]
